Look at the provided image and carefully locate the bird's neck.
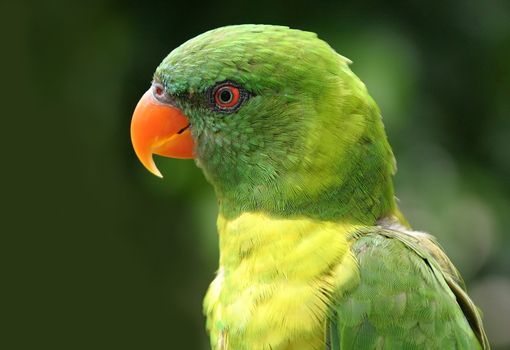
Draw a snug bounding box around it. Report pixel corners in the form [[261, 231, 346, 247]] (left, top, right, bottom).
[[214, 149, 400, 225]]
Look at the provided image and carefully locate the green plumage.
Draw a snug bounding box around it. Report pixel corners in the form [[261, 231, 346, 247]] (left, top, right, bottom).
[[154, 25, 397, 223], [328, 225, 489, 349], [148, 24, 489, 349]]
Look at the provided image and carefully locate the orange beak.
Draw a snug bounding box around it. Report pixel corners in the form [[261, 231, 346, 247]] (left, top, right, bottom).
[[130, 89, 194, 178]]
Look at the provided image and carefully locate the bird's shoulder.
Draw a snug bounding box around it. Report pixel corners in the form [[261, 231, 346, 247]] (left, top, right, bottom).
[[326, 219, 489, 349]]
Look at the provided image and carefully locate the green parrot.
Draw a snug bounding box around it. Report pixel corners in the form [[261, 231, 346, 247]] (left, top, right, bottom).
[[130, 25, 490, 349]]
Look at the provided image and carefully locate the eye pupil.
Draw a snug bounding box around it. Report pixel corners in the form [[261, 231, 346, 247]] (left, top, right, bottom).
[[220, 89, 233, 103], [213, 83, 242, 110]]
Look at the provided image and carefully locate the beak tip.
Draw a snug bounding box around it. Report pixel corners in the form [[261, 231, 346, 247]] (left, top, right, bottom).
[[145, 154, 164, 178], [133, 147, 164, 178]]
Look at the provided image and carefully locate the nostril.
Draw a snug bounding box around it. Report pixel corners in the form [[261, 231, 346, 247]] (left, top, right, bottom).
[[153, 83, 164, 97], [151, 82, 175, 105]]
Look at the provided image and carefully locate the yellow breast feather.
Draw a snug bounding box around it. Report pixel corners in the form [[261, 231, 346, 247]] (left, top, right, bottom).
[[204, 212, 361, 350]]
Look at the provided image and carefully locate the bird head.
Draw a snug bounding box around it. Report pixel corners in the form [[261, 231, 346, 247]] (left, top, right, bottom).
[[131, 25, 397, 222]]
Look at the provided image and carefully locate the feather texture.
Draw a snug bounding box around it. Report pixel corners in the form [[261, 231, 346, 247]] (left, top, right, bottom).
[[329, 222, 489, 349]]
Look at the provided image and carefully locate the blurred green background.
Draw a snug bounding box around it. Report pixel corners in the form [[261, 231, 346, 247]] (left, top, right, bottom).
[[3, 0, 510, 349]]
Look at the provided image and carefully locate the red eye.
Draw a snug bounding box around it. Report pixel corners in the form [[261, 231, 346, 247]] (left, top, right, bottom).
[[214, 84, 240, 108]]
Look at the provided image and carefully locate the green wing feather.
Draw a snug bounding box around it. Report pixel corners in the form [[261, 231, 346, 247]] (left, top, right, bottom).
[[327, 226, 489, 349]]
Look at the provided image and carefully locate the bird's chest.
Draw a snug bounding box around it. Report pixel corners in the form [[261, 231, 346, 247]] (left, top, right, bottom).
[[205, 269, 326, 350], [203, 213, 357, 350]]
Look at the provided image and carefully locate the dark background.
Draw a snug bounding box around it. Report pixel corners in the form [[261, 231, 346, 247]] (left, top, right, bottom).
[[3, 0, 510, 349]]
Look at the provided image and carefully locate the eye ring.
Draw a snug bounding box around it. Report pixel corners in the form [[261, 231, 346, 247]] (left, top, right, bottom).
[[214, 84, 240, 108], [210, 81, 249, 113]]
